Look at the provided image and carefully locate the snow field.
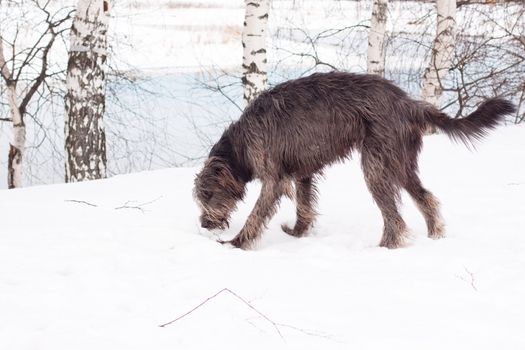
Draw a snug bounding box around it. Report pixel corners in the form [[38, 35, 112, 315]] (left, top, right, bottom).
[[1, 125, 524, 349]]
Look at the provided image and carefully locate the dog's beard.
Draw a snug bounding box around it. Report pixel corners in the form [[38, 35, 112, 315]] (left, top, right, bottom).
[[196, 193, 237, 231], [216, 218, 230, 230], [200, 208, 231, 230]]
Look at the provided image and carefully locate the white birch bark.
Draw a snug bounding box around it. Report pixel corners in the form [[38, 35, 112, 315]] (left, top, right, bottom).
[[242, 0, 270, 104], [65, 0, 109, 182], [0, 35, 25, 188], [367, 0, 388, 76], [421, 0, 457, 106]]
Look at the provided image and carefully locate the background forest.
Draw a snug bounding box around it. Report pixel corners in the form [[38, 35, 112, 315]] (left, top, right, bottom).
[[0, 0, 523, 188]]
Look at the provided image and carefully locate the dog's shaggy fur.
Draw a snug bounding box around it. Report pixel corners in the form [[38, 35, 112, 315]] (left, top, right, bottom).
[[194, 71, 515, 249]]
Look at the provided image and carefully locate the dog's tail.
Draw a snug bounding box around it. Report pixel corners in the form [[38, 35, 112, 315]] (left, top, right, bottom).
[[422, 98, 516, 146]]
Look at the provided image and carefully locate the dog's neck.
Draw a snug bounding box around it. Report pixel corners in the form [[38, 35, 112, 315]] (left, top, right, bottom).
[[209, 130, 253, 184]]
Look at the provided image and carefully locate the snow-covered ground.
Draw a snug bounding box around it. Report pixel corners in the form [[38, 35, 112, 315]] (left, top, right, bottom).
[[1, 124, 524, 349]]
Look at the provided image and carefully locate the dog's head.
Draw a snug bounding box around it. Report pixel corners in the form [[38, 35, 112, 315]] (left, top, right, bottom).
[[193, 156, 246, 230]]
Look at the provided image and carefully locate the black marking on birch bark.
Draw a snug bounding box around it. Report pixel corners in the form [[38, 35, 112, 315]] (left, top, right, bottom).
[[377, 2, 388, 22], [258, 13, 269, 20], [7, 144, 21, 189], [246, 2, 261, 7], [242, 62, 266, 75], [71, 24, 79, 37], [241, 76, 256, 87], [251, 48, 266, 54], [437, 28, 455, 38]]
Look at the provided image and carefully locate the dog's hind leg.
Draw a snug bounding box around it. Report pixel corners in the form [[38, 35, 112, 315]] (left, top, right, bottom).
[[404, 173, 445, 239], [282, 176, 317, 237], [226, 179, 284, 249], [361, 147, 408, 249]]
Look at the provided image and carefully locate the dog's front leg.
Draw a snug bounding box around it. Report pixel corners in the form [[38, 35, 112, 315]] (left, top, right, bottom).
[[226, 180, 283, 249]]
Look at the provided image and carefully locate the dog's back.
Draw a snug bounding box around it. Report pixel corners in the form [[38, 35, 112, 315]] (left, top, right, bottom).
[[232, 71, 514, 179], [236, 72, 424, 177]]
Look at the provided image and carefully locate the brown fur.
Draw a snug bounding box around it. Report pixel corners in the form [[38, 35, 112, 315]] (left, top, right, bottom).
[[193, 71, 515, 249]]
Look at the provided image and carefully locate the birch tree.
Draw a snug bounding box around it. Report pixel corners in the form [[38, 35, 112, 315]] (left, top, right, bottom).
[[0, 38, 24, 188], [65, 0, 109, 182], [0, 1, 72, 188], [242, 0, 270, 104], [420, 0, 457, 106], [367, 0, 388, 76]]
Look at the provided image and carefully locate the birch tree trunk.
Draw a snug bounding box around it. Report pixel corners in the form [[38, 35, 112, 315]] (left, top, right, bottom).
[[421, 0, 457, 106], [367, 0, 388, 76], [242, 0, 270, 105], [0, 36, 26, 189], [6, 85, 25, 189], [64, 0, 109, 182]]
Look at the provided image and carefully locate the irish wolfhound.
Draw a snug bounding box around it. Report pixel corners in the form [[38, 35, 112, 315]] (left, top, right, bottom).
[[193, 71, 515, 249]]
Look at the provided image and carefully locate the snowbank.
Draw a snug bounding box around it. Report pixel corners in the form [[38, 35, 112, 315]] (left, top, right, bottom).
[[0, 125, 524, 349]]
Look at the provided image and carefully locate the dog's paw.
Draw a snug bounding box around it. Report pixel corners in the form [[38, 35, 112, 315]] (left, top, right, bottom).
[[428, 222, 446, 240], [218, 235, 252, 250], [379, 235, 407, 249], [379, 240, 402, 249], [281, 224, 308, 237], [281, 224, 298, 237], [428, 230, 446, 240]]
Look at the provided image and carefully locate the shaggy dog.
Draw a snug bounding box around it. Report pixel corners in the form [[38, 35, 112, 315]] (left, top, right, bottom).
[[193, 71, 515, 249]]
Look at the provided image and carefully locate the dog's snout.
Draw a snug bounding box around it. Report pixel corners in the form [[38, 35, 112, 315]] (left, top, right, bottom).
[[201, 219, 211, 229]]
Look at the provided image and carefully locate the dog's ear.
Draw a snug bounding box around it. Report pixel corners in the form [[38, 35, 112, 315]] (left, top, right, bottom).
[[200, 156, 245, 201], [212, 158, 235, 186], [207, 157, 246, 200], [199, 157, 232, 189], [194, 158, 220, 198], [205, 156, 228, 177]]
